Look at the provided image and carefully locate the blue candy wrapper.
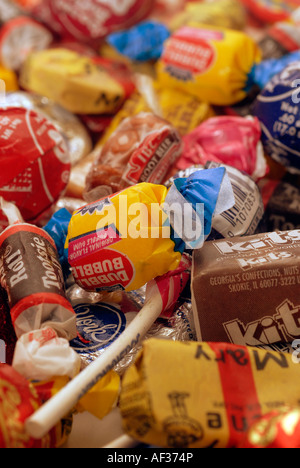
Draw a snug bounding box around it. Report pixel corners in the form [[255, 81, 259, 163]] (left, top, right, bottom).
[[163, 167, 235, 251], [252, 61, 300, 174], [43, 208, 72, 279], [248, 50, 300, 91], [107, 21, 170, 62]]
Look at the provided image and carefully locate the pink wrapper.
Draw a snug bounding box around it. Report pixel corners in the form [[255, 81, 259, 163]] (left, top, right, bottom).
[[178, 116, 268, 181]]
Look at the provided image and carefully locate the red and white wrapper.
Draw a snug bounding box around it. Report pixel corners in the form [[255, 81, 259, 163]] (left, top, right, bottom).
[[24, 0, 154, 45], [146, 253, 192, 319], [0, 16, 53, 71], [0, 106, 71, 231]]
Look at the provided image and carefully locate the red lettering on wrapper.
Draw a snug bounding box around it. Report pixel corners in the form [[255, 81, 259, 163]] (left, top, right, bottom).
[[161, 27, 217, 76], [71, 249, 135, 292]]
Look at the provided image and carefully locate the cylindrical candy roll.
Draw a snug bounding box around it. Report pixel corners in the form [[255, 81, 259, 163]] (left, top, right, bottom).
[[0, 222, 77, 340]]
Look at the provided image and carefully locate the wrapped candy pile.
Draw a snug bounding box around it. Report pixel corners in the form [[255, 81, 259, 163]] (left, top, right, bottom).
[[1, 0, 300, 449]]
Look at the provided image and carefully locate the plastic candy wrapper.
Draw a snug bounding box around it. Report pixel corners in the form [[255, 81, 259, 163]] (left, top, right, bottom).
[[156, 25, 262, 106], [240, 0, 300, 24], [0, 106, 71, 231], [169, 0, 247, 32], [0, 199, 80, 381], [192, 229, 300, 348], [259, 20, 300, 60], [157, 23, 300, 107], [98, 82, 214, 143], [178, 116, 268, 181], [16, 0, 154, 45], [0, 16, 53, 71], [252, 61, 300, 174], [66, 85, 214, 200], [166, 162, 265, 240], [239, 407, 300, 448], [0, 363, 71, 448], [119, 339, 300, 448], [19, 48, 135, 115], [107, 21, 170, 62], [84, 112, 183, 200], [66, 168, 235, 294], [5, 91, 93, 166]]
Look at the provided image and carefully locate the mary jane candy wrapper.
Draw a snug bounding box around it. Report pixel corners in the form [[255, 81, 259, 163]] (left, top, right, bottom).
[[0, 107, 70, 228], [191, 229, 300, 347], [119, 339, 300, 448], [156, 25, 261, 106]]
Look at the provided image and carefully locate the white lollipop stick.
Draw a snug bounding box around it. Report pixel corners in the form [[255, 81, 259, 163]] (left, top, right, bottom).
[[25, 292, 163, 440]]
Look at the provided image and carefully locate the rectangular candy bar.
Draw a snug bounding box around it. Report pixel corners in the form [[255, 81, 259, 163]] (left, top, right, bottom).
[[192, 230, 300, 347]]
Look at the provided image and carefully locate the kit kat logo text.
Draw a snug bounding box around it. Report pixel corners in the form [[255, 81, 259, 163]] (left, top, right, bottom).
[[224, 299, 300, 347]]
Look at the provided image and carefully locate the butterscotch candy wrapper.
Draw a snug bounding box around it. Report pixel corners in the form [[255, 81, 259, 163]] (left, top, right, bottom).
[[119, 339, 300, 448]]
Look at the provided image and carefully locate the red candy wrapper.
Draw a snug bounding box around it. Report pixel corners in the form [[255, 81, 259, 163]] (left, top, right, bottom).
[[0, 363, 70, 447], [18, 0, 154, 45], [239, 407, 300, 448], [85, 112, 183, 199], [178, 116, 268, 181], [0, 106, 71, 230]]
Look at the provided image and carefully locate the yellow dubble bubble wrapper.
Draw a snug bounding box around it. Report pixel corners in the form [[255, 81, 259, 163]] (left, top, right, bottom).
[[19, 48, 127, 115], [156, 24, 262, 106], [65, 183, 181, 293], [119, 339, 300, 448]]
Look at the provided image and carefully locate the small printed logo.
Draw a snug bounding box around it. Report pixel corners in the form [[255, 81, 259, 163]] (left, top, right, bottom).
[[70, 302, 127, 354]]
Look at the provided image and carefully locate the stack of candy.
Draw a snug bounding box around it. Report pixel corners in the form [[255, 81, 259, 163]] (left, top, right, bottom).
[[0, 0, 300, 449]]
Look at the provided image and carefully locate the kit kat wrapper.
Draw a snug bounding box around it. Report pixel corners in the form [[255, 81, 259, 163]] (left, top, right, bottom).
[[191, 229, 300, 347]]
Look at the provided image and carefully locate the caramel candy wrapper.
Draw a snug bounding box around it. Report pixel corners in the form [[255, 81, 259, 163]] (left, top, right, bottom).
[[192, 229, 300, 347], [119, 339, 300, 448]]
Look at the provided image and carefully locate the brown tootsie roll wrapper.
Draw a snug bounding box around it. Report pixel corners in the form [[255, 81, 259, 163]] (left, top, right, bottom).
[[192, 229, 300, 347]]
